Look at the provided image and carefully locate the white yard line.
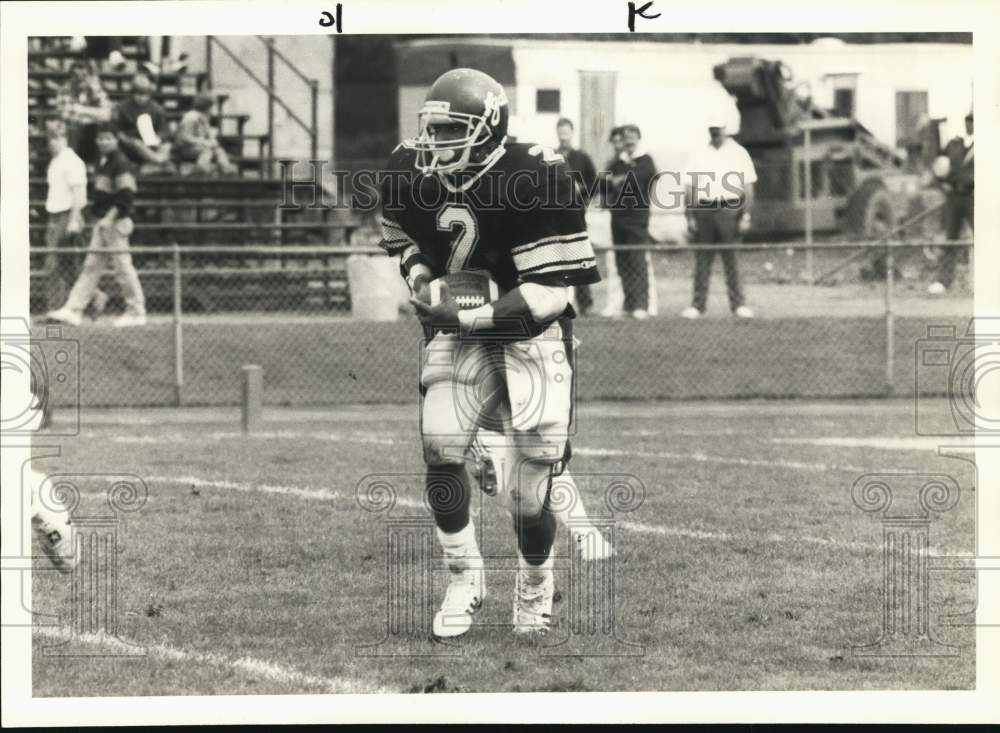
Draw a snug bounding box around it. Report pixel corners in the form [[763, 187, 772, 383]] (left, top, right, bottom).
[[772, 436, 976, 452], [107, 427, 908, 474], [573, 446, 874, 473], [108, 430, 398, 446], [32, 627, 388, 694], [144, 475, 901, 553]]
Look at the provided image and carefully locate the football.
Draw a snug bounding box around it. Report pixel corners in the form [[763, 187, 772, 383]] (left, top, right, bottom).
[[429, 270, 501, 309]]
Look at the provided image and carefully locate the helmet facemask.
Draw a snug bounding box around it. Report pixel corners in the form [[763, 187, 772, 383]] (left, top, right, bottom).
[[412, 105, 496, 175]]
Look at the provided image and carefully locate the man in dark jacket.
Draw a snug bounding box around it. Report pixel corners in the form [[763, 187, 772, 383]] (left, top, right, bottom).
[[113, 74, 172, 172], [929, 111, 974, 295], [47, 123, 147, 327], [556, 117, 598, 314], [605, 123, 655, 319]]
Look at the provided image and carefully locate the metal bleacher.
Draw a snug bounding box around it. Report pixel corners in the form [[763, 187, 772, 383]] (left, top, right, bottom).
[[29, 36, 356, 314]]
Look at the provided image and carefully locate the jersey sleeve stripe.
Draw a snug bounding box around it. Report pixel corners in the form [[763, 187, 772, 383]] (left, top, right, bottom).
[[379, 217, 417, 255], [380, 215, 406, 231], [517, 257, 598, 277], [511, 231, 589, 256], [513, 236, 596, 274]]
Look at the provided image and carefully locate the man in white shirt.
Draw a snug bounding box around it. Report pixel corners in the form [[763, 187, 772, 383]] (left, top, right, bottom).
[[682, 121, 757, 319], [42, 120, 89, 312]]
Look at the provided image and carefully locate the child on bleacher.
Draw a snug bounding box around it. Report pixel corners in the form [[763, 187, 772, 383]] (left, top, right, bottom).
[[112, 74, 174, 174], [174, 92, 238, 177], [55, 58, 112, 165], [47, 123, 147, 328]]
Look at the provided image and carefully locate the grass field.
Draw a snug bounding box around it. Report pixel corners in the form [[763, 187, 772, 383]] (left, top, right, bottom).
[[30, 398, 977, 694]]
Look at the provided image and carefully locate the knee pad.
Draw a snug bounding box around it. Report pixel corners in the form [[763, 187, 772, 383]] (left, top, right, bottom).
[[509, 458, 556, 521], [422, 435, 471, 466]]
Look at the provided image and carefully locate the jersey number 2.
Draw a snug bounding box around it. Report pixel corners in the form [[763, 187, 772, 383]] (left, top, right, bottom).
[[437, 204, 479, 273]]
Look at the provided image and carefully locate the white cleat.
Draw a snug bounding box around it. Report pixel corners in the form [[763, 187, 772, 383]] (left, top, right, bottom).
[[513, 557, 554, 635], [573, 527, 614, 561], [927, 281, 946, 295], [432, 570, 485, 638], [680, 306, 701, 320], [112, 313, 148, 328], [32, 510, 76, 574], [45, 307, 82, 326], [734, 305, 755, 319], [630, 309, 650, 321]]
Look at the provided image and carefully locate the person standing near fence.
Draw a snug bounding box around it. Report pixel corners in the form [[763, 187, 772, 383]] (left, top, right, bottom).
[[681, 119, 756, 319], [42, 120, 88, 313], [928, 110, 974, 295], [556, 117, 598, 315], [47, 123, 147, 328], [605, 123, 655, 320]]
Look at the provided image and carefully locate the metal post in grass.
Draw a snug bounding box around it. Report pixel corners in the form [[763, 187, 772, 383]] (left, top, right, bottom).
[[884, 243, 895, 395], [172, 243, 184, 406], [241, 365, 263, 434]]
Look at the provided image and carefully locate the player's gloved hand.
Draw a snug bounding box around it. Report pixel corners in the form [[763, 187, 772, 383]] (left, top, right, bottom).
[[410, 280, 460, 329]]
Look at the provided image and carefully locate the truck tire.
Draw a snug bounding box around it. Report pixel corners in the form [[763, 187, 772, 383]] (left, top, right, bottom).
[[845, 179, 895, 241]]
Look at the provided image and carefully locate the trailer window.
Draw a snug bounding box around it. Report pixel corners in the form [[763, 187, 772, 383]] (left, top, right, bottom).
[[536, 89, 561, 114], [828, 159, 855, 196]]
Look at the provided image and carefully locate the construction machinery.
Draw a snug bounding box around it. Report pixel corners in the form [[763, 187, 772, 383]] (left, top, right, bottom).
[[713, 56, 943, 244]]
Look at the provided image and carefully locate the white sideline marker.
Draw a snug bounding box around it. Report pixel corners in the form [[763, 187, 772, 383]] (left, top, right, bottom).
[[241, 364, 263, 434]]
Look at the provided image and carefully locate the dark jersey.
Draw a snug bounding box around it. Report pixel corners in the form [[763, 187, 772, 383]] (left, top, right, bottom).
[[379, 142, 601, 293], [91, 149, 137, 219]]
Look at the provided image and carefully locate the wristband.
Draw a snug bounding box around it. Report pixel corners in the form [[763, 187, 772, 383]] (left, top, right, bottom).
[[457, 304, 495, 334], [406, 263, 433, 293]]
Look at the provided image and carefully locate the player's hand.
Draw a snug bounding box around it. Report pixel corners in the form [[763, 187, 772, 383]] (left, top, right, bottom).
[[410, 280, 460, 329], [411, 276, 432, 306], [739, 212, 752, 234], [66, 215, 82, 234]]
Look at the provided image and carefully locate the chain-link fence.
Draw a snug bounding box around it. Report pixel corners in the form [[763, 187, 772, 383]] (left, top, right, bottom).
[[27, 237, 973, 409]]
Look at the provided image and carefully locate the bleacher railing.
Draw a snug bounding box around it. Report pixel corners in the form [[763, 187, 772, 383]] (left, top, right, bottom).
[[205, 35, 319, 170]]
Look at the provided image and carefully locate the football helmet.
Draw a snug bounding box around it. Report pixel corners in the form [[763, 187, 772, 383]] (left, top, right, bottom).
[[410, 68, 509, 176]]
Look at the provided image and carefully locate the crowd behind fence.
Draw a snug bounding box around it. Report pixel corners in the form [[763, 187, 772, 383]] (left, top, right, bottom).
[[27, 237, 973, 409]]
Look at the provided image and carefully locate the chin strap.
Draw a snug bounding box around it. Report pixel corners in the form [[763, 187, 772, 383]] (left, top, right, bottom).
[[436, 140, 507, 193]]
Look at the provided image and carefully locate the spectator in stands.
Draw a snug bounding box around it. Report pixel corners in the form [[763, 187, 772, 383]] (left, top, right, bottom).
[[928, 110, 974, 295], [555, 117, 598, 315], [42, 120, 88, 312], [113, 74, 174, 173], [605, 123, 656, 320], [174, 92, 238, 176], [71, 36, 127, 71], [55, 58, 112, 165], [682, 119, 756, 319], [599, 126, 625, 206], [47, 122, 147, 328], [143, 36, 188, 77]]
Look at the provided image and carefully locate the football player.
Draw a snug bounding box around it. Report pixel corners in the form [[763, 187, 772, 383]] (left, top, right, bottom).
[[380, 68, 605, 638], [23, 373, 76, 573]]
